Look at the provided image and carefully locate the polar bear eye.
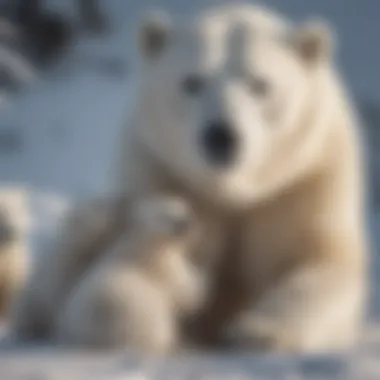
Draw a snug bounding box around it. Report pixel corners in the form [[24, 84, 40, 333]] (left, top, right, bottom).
[[181, 75, 205, 96], [249, 76, 271, 98]]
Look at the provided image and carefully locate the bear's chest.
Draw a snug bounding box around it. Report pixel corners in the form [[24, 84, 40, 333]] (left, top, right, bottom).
[[216, 196, 309, 299]]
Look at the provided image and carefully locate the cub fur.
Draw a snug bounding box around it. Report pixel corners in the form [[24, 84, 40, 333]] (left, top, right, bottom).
[[56, 195, 206, 352]]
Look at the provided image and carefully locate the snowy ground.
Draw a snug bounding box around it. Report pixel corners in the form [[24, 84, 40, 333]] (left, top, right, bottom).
[[0, 1, 380, 378]]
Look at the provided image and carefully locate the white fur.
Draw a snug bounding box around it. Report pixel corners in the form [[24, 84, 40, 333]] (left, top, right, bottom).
[[11, 4, 367, 354], [55, 196, 206, 352], [118, 4, 366, 352]]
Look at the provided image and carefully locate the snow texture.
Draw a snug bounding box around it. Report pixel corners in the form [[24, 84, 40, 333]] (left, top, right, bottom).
[[0, 1, 379, 378]]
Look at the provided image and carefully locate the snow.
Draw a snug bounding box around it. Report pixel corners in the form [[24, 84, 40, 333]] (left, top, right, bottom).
[[0, 1, 379, 378]]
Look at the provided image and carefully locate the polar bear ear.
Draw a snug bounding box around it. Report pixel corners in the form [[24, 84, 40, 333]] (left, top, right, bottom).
[[137, 10, 172, 60], [292, 20, 335, 65]]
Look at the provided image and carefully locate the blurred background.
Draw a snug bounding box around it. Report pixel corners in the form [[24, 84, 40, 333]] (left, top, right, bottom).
[[0, 0, 380, 323]]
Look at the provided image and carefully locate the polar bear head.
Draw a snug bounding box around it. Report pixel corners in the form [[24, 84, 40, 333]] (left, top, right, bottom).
[[131, 4, 339, 208]]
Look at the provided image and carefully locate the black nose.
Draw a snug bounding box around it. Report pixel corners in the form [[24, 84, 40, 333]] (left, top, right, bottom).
[[200, 120, 237, 166]]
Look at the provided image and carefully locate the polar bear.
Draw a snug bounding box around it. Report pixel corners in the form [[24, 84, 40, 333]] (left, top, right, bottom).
[[115, 5, 368, 352], [12, 3, 368, 353], [56, 195, 206, 352]]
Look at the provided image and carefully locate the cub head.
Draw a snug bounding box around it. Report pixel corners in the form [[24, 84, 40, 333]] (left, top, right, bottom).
[[132, 5, 337, 208]]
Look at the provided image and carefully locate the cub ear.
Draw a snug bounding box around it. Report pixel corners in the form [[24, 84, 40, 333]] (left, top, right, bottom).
[[137, 10, 172, 60], [291, 20, 335, 66]]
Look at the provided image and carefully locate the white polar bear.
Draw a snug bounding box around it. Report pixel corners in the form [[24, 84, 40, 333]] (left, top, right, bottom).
[[12, 3, 368, 354], [55, 195, 206, 352], [117, 5, 368, 352]]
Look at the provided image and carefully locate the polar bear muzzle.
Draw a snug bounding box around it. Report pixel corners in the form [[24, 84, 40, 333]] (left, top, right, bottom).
[[199, 119, 238, 167]]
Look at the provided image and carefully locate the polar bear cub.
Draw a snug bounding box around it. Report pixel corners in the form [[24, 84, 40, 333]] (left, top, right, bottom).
[[56, 195, 206, 353]]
